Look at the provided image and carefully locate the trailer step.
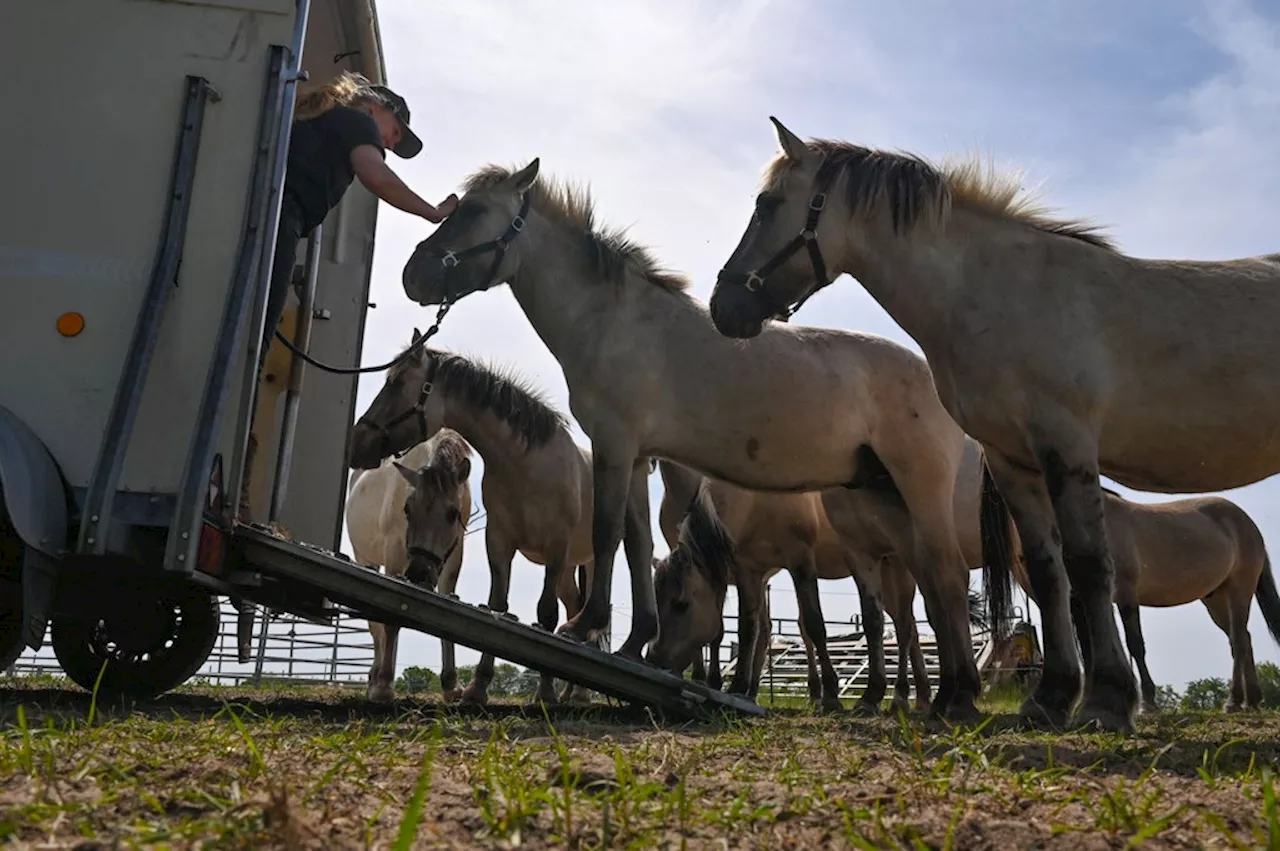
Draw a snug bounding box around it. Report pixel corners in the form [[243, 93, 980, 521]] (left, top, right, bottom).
[[229, 524, 764, 721]]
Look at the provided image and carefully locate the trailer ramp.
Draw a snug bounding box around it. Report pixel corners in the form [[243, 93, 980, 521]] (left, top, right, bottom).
[[226, 524, 764, 721]]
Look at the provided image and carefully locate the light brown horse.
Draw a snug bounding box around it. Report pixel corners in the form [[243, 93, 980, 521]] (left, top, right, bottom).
[[401, 158, 1007, 721], [349, 336, 601, 705], [346, 429, 472, 702], [1010, 490, 1280, 713], [707, 116, 1280, 732], [653, 459, 930, 713]]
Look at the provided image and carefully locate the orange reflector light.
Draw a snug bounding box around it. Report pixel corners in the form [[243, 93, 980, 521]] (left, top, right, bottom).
[[56, 312, 85, 337]]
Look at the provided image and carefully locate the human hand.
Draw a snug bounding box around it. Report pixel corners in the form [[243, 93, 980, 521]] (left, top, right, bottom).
[[436, 193, 459, 218]]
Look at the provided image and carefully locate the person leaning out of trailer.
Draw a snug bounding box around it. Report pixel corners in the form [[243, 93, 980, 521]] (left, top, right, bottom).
[[240, 71, 458, 520]]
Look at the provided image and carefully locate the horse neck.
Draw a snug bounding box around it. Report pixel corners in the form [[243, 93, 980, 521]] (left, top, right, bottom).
[[835, 204, 974, 348], [506, 218, 663, 363], [434, 389, 534, 474]]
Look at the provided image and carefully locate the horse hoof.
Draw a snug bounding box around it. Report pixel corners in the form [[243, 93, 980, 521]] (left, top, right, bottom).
[[441, 688, 463, 704], [366, 685, 395, 704], [612, 646, 644, 663], [1072, 703, 1135, 735], [848, 699, 878, 717], [1018, 698, 1069, 731], [1140, 703, 1162, 715], [460, 685, 490, 707], [1223, 702, 1245, 715]]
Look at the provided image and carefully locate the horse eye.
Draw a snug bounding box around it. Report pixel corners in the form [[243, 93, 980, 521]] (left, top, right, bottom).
[[446, 507, 460, 524], [671, 598, 690, 613], [755, 195, 781, 215]]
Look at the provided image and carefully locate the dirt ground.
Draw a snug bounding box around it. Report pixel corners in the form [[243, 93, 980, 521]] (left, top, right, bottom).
[[1, 679, 1278, 849]]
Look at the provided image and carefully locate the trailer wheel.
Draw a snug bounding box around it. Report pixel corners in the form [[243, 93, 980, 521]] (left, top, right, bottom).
[[49, 583, 220, 699]]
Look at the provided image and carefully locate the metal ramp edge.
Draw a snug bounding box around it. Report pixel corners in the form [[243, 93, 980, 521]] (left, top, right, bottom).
[[227, 525, 765, 721]]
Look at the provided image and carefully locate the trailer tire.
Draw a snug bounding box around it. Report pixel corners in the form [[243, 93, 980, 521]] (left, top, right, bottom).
[[49, 583, 220, 699]]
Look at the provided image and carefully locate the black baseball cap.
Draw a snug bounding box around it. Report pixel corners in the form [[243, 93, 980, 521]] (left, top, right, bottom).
[[368, 83, 422, 159]]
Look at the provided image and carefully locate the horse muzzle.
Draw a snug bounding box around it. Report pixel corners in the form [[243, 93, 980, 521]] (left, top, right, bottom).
[[405, 548, 444, 589]]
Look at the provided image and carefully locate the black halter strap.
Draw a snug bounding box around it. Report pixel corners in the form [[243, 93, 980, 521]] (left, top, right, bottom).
[[437, 192, 532, 298], [358, 356, 441, 460], [739, 190, 834, 322]]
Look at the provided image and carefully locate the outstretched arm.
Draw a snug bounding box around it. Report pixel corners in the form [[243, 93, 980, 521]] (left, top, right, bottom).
[[350, 144, 457, 223]]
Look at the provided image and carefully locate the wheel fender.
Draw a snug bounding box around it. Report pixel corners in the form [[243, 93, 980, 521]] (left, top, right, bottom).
[[0, 405, 69, 650]]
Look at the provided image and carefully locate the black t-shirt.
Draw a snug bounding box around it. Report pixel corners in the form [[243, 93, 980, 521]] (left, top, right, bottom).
[[284, 105, 385, 233]]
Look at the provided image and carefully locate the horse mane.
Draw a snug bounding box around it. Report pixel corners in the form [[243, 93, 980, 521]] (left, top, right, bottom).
[[416, 429, 473, 495], [673, 481, 737, 589], [762, 139, 1117, 251], [389, 342, 569, 449], [463, 164, 691, 293]]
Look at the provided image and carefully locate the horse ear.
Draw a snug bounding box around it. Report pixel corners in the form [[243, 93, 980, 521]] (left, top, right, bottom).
[[508, 157, 540, 194], [769, 116, 811, 163], [392, 461, 420, 488], [457, 456, 472, 482], [411, 327, 423, 346]]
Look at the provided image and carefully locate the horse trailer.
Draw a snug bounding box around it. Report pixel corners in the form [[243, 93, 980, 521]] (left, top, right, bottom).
[[1, 0, 761, 720]]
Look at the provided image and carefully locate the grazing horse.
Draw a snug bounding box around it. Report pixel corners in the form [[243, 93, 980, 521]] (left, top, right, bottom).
[[346, 430, 472, 702], [400, 158, 1006, 721], [653, 459, 930, 713], [1009, 491, 1280, 714], [707, 116, 1280, 732], [349, 337, 600, 704]]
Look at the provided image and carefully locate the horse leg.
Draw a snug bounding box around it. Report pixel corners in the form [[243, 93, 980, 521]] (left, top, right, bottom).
[[730, 573, 764, 697], [366, 620, 394, 703], [795, 599, 821, 705], [618, 457, 657, 660], [462, 532, 517, 706], [1117, 603, 1158, 713], [983, 451, 1082, 731], [1202, 590, 1254, 712], [1044, 448, 1137, 733], [708, 635, 724, 691], [437, 548, 465, 703], [558, 443, 638, 649], [791, 557, 843, 713], [887, 560, 931, 713], [884, 459, 981, 723], [849, 564, 886, 715], [748, 589, 772, 700]]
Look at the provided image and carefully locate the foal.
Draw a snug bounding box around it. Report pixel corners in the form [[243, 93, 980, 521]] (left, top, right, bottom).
[[653, 460, 930, 713], [346, 429, 473, 702]]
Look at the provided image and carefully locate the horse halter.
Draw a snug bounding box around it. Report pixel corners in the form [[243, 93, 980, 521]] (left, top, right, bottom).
[[732, 188, 835, 322], [405, 535, 459, 585], [358, 356, 442, 460], [434, 192, 533, 298]]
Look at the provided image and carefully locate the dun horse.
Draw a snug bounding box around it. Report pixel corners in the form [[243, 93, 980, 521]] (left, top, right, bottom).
[[653, 459, 930, 713], [401, 158, 1005, 720], [1008, 491, 1280, 713], [346, 429, 472, 702], [708, 117, 1280, 732], [350, 339, 600, 704]]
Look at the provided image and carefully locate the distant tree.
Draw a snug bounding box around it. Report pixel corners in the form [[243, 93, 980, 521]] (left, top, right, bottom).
[[489, 663, 540, 697], [1152, 684, 1182, 711], [1180, 677, 1229, 711], [396, 666, 438, 694]]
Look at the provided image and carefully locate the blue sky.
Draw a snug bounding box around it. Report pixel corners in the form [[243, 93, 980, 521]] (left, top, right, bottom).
[[345, 0, 1280, 690]]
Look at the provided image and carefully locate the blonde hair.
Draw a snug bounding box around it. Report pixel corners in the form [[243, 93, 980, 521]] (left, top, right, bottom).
[[293, 71, 378, 122]]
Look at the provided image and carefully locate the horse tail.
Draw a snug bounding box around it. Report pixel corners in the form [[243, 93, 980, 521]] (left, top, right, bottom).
[[979, 451, 1016, 649], [1254, 550, 1280, 651]]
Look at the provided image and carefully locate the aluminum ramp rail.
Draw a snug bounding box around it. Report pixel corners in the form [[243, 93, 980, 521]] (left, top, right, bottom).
[[226, 524, 765, 721]]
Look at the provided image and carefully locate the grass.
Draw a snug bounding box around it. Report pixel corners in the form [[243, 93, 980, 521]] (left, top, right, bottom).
[[1, 677, 1278, 849]]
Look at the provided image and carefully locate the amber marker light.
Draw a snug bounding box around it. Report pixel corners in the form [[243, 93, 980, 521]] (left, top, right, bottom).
[[56, 312, 86, 337]]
